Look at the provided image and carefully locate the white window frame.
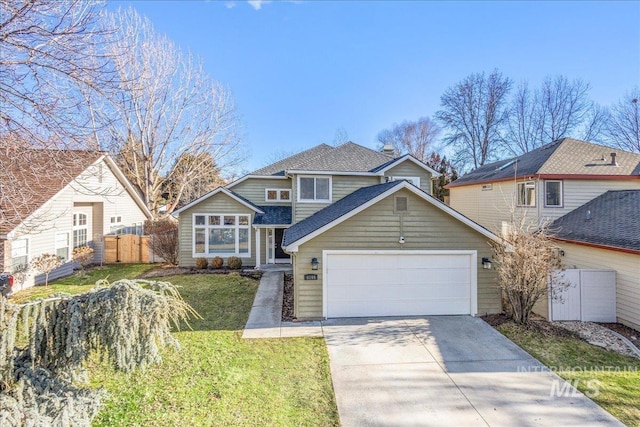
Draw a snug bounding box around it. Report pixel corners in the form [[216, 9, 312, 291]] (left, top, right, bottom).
[[10, 238, 29, 271], [265, 188, 292, 202], [192, 213, 251, 258], [110, 215, 122, 224], [544, 180, 563, 208], [73, 212, 88, 248], [297, 175, 332, 203], [516, 181, 536, 207], [392, 176, 421, 187], [55, 232, 70, 262]]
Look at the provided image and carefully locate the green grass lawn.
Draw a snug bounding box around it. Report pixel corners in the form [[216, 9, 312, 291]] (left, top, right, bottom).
[[498, 322, 640, 426], [12, 265, 339, 426]]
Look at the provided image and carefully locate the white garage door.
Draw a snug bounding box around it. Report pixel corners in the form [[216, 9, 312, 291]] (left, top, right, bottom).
[[324, 250, 477, 318]]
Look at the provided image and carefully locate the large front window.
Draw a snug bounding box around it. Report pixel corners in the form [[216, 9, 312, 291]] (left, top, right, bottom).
[[193, 214, 251, 257], [545, 180, 563, 207], [517, 181, 536, 207], [298, 176, 331, 202]]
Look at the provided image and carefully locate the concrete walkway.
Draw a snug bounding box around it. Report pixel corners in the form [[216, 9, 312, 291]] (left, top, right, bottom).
[[242, 270, 323, 339], [324, 316, 623, 427]]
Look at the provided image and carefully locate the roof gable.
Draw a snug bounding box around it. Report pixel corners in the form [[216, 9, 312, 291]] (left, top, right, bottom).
[[173, 187, 264, 215], [283, 180, 499, 250], [551, 190, 640, 252], [370, 154, 440, 176]]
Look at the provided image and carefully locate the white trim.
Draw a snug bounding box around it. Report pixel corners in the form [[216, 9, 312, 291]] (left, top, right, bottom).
[[265, 188, 292, 202], [191, 213, 252, 258], [255, 228, 261, 268], [322, 250, 478, 318], [392, 176, 421, 187], [287, 170, 379, 177], [544, 179, 564, 208], [297, 175, 332, 204], [10, 237, 30, 271], [102, 155, 153, 220], [374, 155, 441, 177], [284, 181, 501, 252], [174, 187, 264, 216], [55, 231, 70, 262], [226, 174, 288, 189]]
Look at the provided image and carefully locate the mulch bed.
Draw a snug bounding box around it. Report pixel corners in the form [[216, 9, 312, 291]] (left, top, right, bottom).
[[598, 322, 640, 351], [282, 273, 294, 321], [481, 313, 581, 340]]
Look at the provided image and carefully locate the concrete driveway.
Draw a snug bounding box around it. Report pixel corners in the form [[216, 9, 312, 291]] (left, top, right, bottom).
[[323, 316, 623, 427]]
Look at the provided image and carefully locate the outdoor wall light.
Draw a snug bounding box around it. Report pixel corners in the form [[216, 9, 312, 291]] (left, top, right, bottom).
[[311, 257, 319, 270], [399, 236, 405, 244], [482, 257, 492, 269]]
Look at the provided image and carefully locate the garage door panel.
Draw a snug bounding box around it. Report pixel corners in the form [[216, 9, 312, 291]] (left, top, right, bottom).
[[325, 252, 474, 318]]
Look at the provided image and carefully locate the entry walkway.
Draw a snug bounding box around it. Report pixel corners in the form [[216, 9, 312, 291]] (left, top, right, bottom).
[[242, 269, 323, 339]]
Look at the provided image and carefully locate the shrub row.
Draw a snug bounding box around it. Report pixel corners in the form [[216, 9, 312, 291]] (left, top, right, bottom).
[[195, 256, 242, 270]]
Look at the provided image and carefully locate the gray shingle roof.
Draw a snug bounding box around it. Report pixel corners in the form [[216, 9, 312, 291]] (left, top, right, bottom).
[[550, 190, 640, 252], [283, 180, 403, 247], [450, 138, 640, 187], [250, 144, 334, 176], [253, 206, 292, 225], [249, 141, 394, 176]]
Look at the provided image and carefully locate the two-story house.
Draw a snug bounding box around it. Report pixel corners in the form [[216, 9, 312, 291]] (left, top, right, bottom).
[[175, 142, 503, 320], [1, 148, 152, 290]]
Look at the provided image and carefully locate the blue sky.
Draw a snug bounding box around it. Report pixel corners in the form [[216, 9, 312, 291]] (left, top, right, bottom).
[[113, 1, 640, 173]]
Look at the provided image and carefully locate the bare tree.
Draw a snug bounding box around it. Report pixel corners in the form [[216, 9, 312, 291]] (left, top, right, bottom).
[[503, 76, 606, 155], [606, 88, 640, 153], [436, 70, 512, 170], [92, 8, 243, 218], [377, 117, 440, 162], [0, 0, 113, 145], [426, 153, 457, 202], [332, 127, 350, 146]]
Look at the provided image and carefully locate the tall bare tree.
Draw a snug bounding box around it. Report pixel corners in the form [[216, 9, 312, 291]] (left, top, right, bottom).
[[0, 0, 113, 145], [376, 117, 440, 162], [503, 76, 605, 155], [606, 88, 640, 153], [92, 8, 243, 218], [436, 70, 512, 170]]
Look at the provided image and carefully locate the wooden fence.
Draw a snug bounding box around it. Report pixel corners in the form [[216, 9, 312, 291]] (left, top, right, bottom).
[[104, 234, 150, 264]]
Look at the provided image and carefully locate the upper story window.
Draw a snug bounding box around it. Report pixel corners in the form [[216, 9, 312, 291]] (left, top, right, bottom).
[[392, 176, 421, 187], [545, 180, 563, 207], [265, 189, 291, 202], [298, 176, 331, 203], [517, 181, 536, 207]]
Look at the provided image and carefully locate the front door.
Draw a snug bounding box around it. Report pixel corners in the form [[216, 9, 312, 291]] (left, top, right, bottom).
[[274, 228, 290, 261]]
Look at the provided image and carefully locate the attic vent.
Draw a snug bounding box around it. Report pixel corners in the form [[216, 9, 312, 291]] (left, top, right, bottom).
[[382, 144, 395, 155], [395, 196, 408, 213], [482, 183, 493, 191]]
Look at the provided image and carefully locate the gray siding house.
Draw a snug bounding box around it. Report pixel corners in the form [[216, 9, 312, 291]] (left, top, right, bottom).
[[175, 142, 502, 320]]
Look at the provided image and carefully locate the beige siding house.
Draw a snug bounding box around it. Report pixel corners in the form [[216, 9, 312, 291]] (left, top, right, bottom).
[[1, 149, 151, 291], [176, 142, 503, 320], [448, 138, 640, 235]]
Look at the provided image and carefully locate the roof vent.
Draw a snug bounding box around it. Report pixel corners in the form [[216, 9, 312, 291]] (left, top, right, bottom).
[[382, 144, 395, 156], [610, 152, 618, 166], [585, 209, 592, 221]]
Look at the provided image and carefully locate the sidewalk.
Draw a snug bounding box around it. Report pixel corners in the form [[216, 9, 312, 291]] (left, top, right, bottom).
[[242, 270, 323, 339]]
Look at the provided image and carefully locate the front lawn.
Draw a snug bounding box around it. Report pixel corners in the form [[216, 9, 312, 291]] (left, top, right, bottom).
[[496, 320, 640, 426], [14, 265, 339, 426]]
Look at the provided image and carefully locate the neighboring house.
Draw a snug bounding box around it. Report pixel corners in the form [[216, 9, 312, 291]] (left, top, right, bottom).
[[447, 138, 640, 235], [176, 142, 502, 320], [547, 190, 640, 331], [0, 149, 152, 290]]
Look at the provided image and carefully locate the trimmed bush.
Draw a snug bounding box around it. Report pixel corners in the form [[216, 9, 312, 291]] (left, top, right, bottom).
[[195, 257, 208, 270], [145, 219, 179, 265], [210, 256, 224, 269], [227, 256, 242, 270]]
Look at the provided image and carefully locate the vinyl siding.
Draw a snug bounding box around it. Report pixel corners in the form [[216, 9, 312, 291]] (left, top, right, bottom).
[[230, 178, 292, 206], [450, 178, 640, 234], [293, 174, 379, 223], [178, 192, 257, 267], [558, 243, 640, 331], [293, 188, 501, 319], [384, 161, 433, 194], [7, 158, 148, 290]]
